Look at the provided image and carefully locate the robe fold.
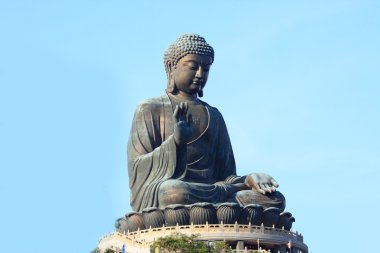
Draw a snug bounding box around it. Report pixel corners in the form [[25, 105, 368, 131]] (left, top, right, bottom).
[[127, 93, 241, 211]]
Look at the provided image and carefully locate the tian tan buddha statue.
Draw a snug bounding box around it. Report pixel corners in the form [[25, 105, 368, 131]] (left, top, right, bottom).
[[127, 34, 286, 216]]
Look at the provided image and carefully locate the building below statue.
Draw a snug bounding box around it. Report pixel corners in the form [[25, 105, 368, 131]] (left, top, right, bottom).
[[96, 202, 307, 253], [97, 223, 308, 253]]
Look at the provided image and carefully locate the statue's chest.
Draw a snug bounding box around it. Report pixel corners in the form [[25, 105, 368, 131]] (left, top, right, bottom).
[[187, 104, 209, 143]]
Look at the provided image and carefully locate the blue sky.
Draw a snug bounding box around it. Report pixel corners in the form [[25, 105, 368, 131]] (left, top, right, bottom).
[[0, 1, 379, 252]]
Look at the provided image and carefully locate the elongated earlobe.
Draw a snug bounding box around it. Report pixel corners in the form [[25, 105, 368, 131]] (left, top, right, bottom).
[[166, 71, 178, 94]]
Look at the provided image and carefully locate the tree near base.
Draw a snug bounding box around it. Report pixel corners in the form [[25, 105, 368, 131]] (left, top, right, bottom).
[[152, 233, 211, 253]]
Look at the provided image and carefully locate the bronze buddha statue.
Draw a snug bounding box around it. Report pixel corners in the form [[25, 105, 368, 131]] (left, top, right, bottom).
[[127, 34, 285, 213]]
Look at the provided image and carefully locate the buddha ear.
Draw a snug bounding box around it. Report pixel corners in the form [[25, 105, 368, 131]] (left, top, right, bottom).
[[166, 62, 177, 94]]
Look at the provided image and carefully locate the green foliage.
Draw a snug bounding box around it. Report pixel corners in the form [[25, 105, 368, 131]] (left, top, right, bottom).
[[105, 248, 115, 253], [210, 241, 231, 253], [153, 233, 209, 253], [152, 233, 237, 253]]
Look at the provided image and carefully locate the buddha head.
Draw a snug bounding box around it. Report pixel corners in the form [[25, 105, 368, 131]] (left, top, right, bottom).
[[164, 34, 214, 97]]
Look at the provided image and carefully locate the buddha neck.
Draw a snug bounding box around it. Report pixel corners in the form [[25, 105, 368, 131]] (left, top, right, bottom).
[[175, 91, 198, 101], [168, 92, 202, 105]]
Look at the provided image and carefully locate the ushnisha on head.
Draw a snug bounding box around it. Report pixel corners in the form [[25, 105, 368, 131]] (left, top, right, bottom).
[[164, 34, 214, 97]]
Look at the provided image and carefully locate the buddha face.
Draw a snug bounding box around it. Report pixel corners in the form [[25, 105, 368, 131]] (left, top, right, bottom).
[[172, 54, 212, 96]]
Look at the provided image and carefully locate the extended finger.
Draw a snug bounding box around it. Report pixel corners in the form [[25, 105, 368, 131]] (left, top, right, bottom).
[[271, 179, 279, 188], [178, 102, 184, 120], [173, 105, 179, 121], [264, 183, 273, 193], [181, 102, 187, 120], [259, 183, 267, 191], [254, 187, 266, 195], [183, 102, 189, 115], [183, 102, 189, 122]]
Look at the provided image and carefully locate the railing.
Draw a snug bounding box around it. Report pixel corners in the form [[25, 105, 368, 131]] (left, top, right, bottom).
[[100, 223, 304, 245], [129, 223, 303, 242], [98, 224, 308, 253]]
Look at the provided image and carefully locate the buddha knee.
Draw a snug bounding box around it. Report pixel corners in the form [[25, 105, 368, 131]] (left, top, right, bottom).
[[158, 180, 191, 207]]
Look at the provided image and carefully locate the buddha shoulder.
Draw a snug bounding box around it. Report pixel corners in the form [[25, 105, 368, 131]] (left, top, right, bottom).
[[135, 96, 164, 115]]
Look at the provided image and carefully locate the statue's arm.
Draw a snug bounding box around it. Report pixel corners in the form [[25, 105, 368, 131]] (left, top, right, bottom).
[[128, 102, 187, 178], [128, 134, 187, 185], [127, 102, 187, 210], [224, 175, 246, 184]]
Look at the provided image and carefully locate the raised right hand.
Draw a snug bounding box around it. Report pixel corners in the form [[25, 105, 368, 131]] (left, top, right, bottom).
[[173, 102, 192, 147]]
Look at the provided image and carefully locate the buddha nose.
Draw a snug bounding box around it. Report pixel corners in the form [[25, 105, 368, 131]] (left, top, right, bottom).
[[195, 66, 204, 78]]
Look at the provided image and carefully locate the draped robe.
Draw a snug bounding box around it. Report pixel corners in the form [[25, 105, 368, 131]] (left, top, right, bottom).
[[127, 93, 243, 211]]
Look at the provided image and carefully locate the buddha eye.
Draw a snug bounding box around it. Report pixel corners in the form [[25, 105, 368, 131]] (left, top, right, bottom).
[[184, 62, 199, 70]]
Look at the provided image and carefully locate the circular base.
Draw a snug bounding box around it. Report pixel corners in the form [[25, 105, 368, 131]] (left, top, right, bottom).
[[98, 223, 308, 253]]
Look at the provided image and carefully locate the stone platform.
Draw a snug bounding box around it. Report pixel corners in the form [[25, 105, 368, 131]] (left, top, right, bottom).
[[97, 223, 308, 253]]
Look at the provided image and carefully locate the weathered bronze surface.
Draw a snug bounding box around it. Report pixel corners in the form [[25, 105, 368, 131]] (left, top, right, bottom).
[[142, 207, 165, 228], [127, 34, 286, 213], [189, 202, 218, 225], [240, 204, 264, 225], [164, 204, 190, 226], [277, 211, 295, 230], [261, 207, 281, 227], [216, 202, 241, 224]]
